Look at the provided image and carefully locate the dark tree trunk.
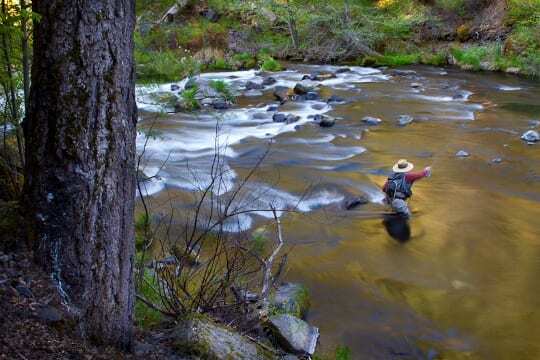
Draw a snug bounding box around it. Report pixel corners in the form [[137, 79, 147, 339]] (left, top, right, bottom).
[[24, 0, 137, 349]]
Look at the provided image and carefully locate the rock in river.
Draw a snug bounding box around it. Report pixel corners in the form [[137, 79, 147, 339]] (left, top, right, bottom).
[[318, 115, 336, 128], [398, 115, 414, 126], [327, 95, 345, 103], [273, 86, 290, 103], [344, 196, 369, 210], [262, 76, 277, 86], [245, 80, 263, 90], [267, 314, 319, 356], [294, 82, 312, 95], [521, 130, 539, 143], [456, 150, 470, 157], [362, 116, 382, 125], [273, 113, 287, 123]]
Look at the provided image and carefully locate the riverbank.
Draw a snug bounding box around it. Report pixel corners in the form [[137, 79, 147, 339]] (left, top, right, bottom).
[[134, 0, 540, 83]]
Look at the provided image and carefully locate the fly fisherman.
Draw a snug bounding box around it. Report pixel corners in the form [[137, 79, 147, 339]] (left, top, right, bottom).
[[382, 159, 432, 218]]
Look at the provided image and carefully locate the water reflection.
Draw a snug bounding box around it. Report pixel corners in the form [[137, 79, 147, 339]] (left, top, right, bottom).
[[383, 215, 411, 243]]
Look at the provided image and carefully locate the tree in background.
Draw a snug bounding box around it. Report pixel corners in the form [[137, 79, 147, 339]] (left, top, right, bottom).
[[24, 0, 137, 349]]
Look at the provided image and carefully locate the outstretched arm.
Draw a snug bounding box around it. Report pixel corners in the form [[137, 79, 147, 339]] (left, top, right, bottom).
[[405, 167, 432, 184]]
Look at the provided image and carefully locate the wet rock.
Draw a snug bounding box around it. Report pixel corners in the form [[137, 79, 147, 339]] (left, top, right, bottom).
[[314, 72, 336, 81], [456, 150, 470, 157], [410, 82, 422, 88], [327, 95, 345, 103], [212, 100, 230, 110], [293, 82, 312, 95], [267, 105, 279, 112], [305, 92, 319, 101], [266, 314, 319, 356], [336, 67, 352, 73], [390, 69, 416, 76], [311, 103, 326, 110], [245, 80, 263, 91], [273, 113, 287, 123], [15, 285, 33, 298], [262, 76, 277, 86], [244, 89, 263, 97], [36, 305, 64, 324], [170, 84, 180, 91], [252, 112, 269, 120], [317, 115, 336, 128], [301, 74, 317, 81], [506, 67, 521, 75], [362, 116, 382, 126], [521, 130, 540, 143], [273, 86, 290, 103], [270, 283, 310, 319], [174, 316, 277, 359], [491, 157, 503, 164], [452, 91, 470, 100], [285, 114, 300, 124], [398, 115, 414, 126], [344, 196, 369, 210], [528, 120, 540, 128]]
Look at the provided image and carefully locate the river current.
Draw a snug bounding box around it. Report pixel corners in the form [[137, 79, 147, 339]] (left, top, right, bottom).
[[136, 64, 540, 359]]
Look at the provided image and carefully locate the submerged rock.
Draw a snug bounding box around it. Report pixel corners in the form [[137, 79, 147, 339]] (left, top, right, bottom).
[[270, 283, 310, 319], [174, 316, 277, 359], [267, 104, 279, 112], [410, 82, 422, 88], [285, 114, 300, 124], [305, 92, 319, 101], [294, 82, 312, 95], [266, 314, 319, 356], [336, 67, 352, 73], [491, 157, 503, 164], [318, 115, 336, 128], [362, 116, 382, 125], [311, 103, 326, 110], [521, 130, 540, 143], [456, 150, 470, 157], [244, 89, 264, 97], [327, 95, 345, 103], [170, 84, 180, 92], [344, 196, 369, 210], [398, 115, 414, 126], [272, 113, 287, 123]]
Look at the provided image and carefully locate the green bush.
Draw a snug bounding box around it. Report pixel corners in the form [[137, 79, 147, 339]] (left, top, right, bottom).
[[181, 85, 201, 110], [135, 49, 200, 83], [260, 56, 282, 72], [207, 57, 233, 71], [375, 53, 421, 66], [209, 80, 235, 102]]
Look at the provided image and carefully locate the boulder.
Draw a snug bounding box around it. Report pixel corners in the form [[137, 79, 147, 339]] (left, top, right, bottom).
[[318, 115, 336, 128], [398, 115, 414, 126], [456, 150, 470, 157], [273, 86, 290, 103], [170, 84, 180, 92], [266, 314, 319, 356], [270, 283, 310, 319], [173, 316, 277, 359], [311, 103, 326, 110], [336, 67, 352, 73], [262, 77, 277, 86], [212, 100, 230, 110], [273, 113, 287, 123], [344, 196, 369, 210], [286, 114, 300, 124], [245, 80, 264, 90], [362, 116, 382, 125], [521, 130, 540, 143], [267, 105, 279, 112], [327, 95, 345, 103], [293, 82, 312, 95]]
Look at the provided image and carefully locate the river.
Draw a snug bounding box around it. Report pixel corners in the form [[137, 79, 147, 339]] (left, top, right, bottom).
[[136, 64, 540, 359]]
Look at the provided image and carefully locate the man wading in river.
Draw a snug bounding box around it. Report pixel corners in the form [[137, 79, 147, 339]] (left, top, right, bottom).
[[383, 159, 431, 218]]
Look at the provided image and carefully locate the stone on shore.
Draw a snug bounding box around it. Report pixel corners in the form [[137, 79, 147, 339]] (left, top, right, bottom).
[[266, 314, 319, 356], [173, 315, 277, 359]]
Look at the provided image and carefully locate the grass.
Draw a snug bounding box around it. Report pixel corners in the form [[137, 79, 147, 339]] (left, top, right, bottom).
[[313, 345, 352, 360], [209, 80, 235, 102], [373, 53, 421, 66], [181, 85, 200, 110], [135, 49, 200, 83], [135, 269, 164, 329], [260, 56, 282, 72]]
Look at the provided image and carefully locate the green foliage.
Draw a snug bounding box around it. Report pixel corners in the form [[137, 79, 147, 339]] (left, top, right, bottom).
[[135, 49, 200, 83], [209, 80, 235, 102], [421, 51, 448, 66], [260, 56, 282, 72], [376, 53, 421, 66], [181, 85, 201, 110], [135, 269, 163, 329], [206, 57, 233, 71], [313, 345, 352, 360], [251, 232, 268, 255]]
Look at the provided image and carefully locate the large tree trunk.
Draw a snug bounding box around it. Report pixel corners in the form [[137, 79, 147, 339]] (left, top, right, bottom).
[[24, 1, 137, 349]]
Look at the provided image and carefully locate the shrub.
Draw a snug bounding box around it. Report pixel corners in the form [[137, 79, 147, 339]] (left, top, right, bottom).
[[375, 53, 421, 66], [260, 56, 282, 72], [207, 57, 233, 71], [181, 85, 201, 110], [209, 80, 235, 102], [135, 50, 200, 83]]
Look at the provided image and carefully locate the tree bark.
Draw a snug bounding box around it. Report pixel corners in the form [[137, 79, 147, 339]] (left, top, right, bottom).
[[24, 0, 137, 350]]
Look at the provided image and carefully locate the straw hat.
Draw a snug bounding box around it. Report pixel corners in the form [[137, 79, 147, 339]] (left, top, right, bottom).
[[392, 159, 414, 173]]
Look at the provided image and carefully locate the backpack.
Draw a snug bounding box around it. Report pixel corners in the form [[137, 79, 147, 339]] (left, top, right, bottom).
[[386, 173, 412, 199]]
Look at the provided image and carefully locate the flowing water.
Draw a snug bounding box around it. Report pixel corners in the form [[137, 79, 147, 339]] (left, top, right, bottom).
[[136, 65, 540, 359]]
